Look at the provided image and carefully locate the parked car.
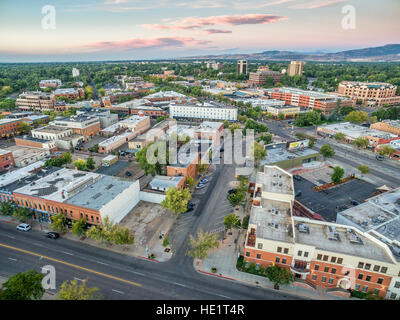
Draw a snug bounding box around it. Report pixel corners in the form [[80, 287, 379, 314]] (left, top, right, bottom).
[[185, 202, 196, 213], [195, 183, 206, 190], [220, 148, 224, 152], [376, 155, 384, 161], [293, 175, 302, 181], [45, 232, 59, 239], [16, 223, 31, 232], [200, 178, 209, 184], [227, 189, 237, 195], [125, 171, 132, 177], [350, 200, 361, 206], [295, 190, 302, 197]]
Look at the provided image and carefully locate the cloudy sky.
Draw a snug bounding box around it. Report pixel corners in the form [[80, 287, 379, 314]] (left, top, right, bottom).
[[0, 0, 399, 62]]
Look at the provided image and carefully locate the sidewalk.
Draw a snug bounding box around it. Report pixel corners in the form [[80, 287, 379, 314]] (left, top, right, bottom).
[[196, 229, 349, 300]]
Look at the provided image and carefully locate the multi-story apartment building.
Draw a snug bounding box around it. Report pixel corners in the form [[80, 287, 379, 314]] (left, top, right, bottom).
[[338, 81, 400, 107], [0, 149, 15, 170], [237, 60, 248, 75], [16, 91, 56, 112], [76, 108, 119, 129], [370, 120, 400, 136], [248, 71, 282, 85], [52, 115, 101, 140], [0, 119, 22, 138], [266, 87, 353, 114], [169, 101, 237, 121], [287, 61, 304, 77], [39, 79, 62, 89], [244, 166, 400, 299], [0, 166, 140, 225], [119, 115, 151, 134]]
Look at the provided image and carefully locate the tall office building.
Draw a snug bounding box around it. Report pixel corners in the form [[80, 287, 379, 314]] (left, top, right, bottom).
[[237, 60, 248, 75], [287, 61, 304, 77]]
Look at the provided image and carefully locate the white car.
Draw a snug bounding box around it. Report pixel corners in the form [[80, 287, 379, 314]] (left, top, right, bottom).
[[16, 223, 31, 232]]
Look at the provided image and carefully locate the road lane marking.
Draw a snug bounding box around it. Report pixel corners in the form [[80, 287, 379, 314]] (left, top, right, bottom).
[[96, 261, 109, 266], [173, 282, 187, 288], [0, 243, 142, 288], [4, 235, 15, 239], [8, 257, 17, 261], [61, 251, 74, 256], [74, 277, 83, 281], [112, 289, 124, 294]]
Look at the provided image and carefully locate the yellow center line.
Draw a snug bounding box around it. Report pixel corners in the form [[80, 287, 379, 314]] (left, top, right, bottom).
[[0, 243, 142, 288]]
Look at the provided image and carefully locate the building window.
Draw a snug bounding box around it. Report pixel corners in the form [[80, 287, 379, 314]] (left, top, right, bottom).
[[246, 252, 250, 257], [312, 275, 317, 281], [366, 275, 371, 282], [304, 252, 309, 258], [258, 243, 263, 249], [91, 216, 94, 222], [390, 293, 397, 300], [275, 257, 280, 263], [394, 281, 400, 289], [284, 248, 289, 254], [314, 265, 320, 271], [377, 278, 383, 284], [298, 250, 302, 256], [358, 274, 363, 280], [355, 284, 360, 291], [323, 255, 328, 261], [358, 262, 364, 268], [381, 267, 387, 274], [277, 247, 282, 253], [85, 214, 88, 221], [96, 217, 99, 224], [282, 259, 287, 264], [365, 264, 371, 270], [328, 278, 334, 285], [321, 277, 326, 283], [331, 268, 336, 274], [330, 257, 336, 263], [373, 265, 380, 272], [324, 267, 329, 273], [362, 286, 368, 293], [256, 253, 261, 259], [374, 289, 379, 295]]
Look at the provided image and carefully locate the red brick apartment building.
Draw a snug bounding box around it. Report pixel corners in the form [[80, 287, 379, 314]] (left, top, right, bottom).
[[244, 166, 400, 299], [16, 91, 56, 112], [0, 149, 15, 170], [0, 119, 22, 138], [266, 87, 353, 114]]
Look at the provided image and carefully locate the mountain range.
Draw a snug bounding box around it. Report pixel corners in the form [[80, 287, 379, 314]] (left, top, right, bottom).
[[179, 44, 400, 62]]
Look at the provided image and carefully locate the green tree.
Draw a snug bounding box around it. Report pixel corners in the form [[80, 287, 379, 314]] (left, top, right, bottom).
[[0, 270, 44, 300], [223, 214, 241, 230], [352, 137, 369, 149], [71, 218, 87, 238], [265, 264, 294, 290], [229, 123, 241, 134], [333, 132, 346, 141], [56, 279, 102, 300], [50, 213, 68, 233], [161, 187, 191, 214], [345, 111, 368, 124], [84, 85, 94, 100], [320, 144, 335, 159], [377, 145, 396, 157], [12, 207, 33, 222], [0, 201, 14, 216], [187, 230, 219, 260], [86, 157, 95, 170], [250, 141, 267, 166], [74, 158, 87, 171], [185, 176, 196, 189], [331, 166, 345, 184], [358, 165, 370, 174], [135, 142, 165, 176], [17, 122, 31, 135]]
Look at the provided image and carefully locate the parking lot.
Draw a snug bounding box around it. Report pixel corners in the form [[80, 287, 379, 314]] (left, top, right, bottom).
[[95, 160, 131, 176], [294, 178, 378, 222]]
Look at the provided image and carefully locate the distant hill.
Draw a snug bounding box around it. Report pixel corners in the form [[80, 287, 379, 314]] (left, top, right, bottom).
[[180, 44, 400, 62]]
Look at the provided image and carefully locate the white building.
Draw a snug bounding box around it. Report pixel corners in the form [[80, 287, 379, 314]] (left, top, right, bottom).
[[169, 101, 237, 121]]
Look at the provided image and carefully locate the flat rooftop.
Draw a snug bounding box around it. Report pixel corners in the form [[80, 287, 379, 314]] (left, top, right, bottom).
[[120, 115, 149, 126], [13, 168, 102, 203], [101, 122, 121, 133], [319, 122, 398, 139], [266, 87, 346, 101], [250, 199, 293, 243], [149, 175, 184, 190], [66, 175, 136, 210], [338, 188, 400, 244], [170, 101, 236, 110], [32, 125, 72, 134], [260, 146, 319, 166], [146, 91, 187, 99], [98, 131, 133, 147], [378, 120, 400, 128], [0, 148, 12, 156], [0, 161, 45, 188], [293, 217, 395, 264], [8, 145, 48, 159], [256, 166, 294, 196], [197, 121, 223, 132], [113, 98, 151, 108]]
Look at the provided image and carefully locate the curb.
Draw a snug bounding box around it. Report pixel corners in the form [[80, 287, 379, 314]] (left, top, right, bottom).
[[138, 256, 160, 263], [197, 269, 236, 281], [0, 218, 19, 226]]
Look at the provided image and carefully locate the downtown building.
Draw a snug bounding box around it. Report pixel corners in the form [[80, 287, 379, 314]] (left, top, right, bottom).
[[51, 114, 101, 141], [0, 118, 22, 139], [39, 79, 62, 89], [169, 101, 237, 121], [244, 166, 400, 299], [338, 81, 400, 107], [287, 61, 305, 77], [16, 91, 56, 112], [265, 87, 353, 114]]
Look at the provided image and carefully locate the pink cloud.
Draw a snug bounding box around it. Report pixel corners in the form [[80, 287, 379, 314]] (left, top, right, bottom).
[[203, 29, 233, 35], [80, 37, 211, 51], [142, 13, 286, 31]]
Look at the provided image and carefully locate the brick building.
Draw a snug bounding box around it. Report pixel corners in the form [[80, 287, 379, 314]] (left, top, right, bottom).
[[16, 91, 56, 112], [370, 120, 400, 136], [52, 115, 101, 140], [0, 149, 15, 170], [0, 119, 22, 138]]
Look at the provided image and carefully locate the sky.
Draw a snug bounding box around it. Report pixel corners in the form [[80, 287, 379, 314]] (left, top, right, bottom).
[[0, 0, 399, 62]]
